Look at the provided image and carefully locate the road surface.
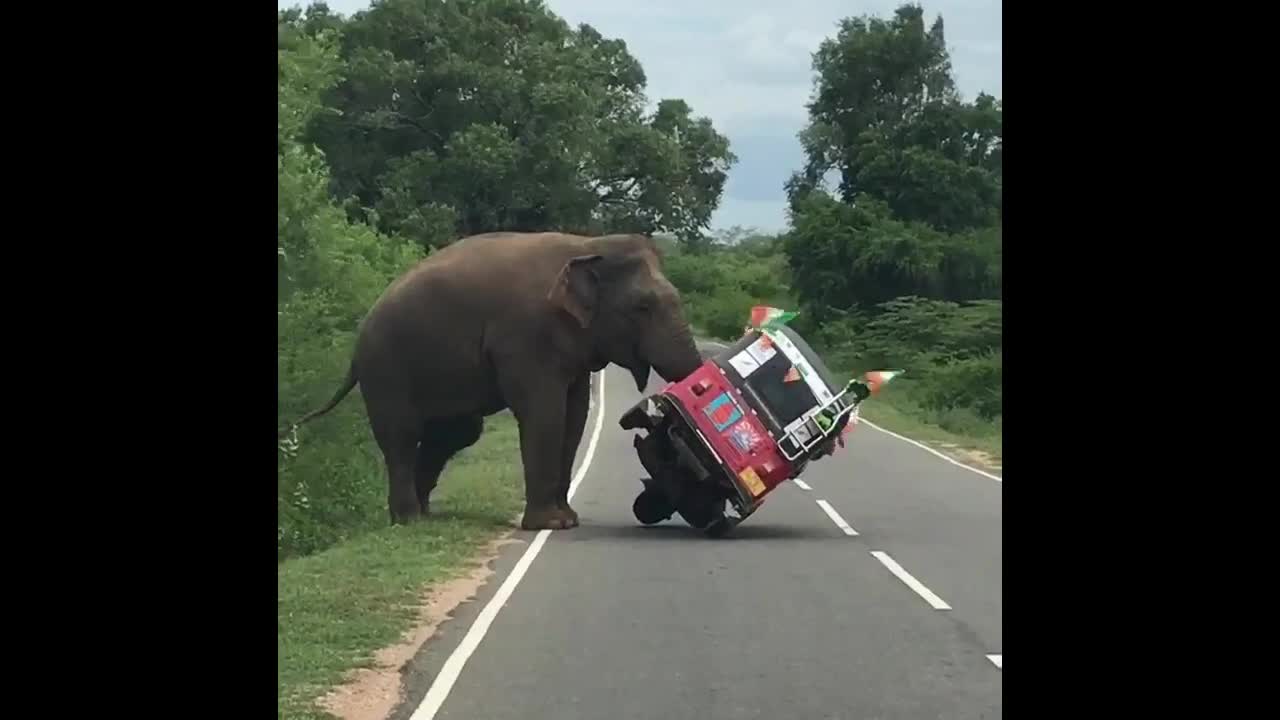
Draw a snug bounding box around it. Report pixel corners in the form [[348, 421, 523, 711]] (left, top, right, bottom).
[[392, 361, 1002, 720]]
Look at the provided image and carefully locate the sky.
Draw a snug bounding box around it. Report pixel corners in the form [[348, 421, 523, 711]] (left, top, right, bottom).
[[280, 0, 1002, 234]]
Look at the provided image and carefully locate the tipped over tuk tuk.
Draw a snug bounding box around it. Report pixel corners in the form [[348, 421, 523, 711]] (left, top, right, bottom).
[[618, 308, 898, 537]]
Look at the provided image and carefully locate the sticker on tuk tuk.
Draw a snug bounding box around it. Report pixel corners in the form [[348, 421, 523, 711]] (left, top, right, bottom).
[[738, 466, 766, 496], [726, 419, 762, 452], [783, 367, 801, 383], [745, 335, 777, 365], [727, 348, 761, 377], [703, 391, 743, 431]]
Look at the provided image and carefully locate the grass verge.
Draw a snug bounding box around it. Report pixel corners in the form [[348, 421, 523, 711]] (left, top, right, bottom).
[[858, 392, 1002, 470], [278, 412, 524, 719]]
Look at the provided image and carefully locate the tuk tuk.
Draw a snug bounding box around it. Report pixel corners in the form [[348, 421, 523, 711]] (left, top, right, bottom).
[[618, 309, 897, 536]]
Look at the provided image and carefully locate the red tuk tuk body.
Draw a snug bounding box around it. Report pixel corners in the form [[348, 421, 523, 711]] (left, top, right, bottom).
[[620, 324, 894, 537], [658, 361, 794, 508]]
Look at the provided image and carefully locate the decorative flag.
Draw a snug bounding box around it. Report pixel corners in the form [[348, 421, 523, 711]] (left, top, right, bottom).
[[749, 305, 798, 329], [863, 370, 902, 395], [783, 366, 801, 383]]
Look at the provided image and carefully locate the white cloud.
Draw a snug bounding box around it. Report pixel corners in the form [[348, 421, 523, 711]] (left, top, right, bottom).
[[714, 197, 791, 234]]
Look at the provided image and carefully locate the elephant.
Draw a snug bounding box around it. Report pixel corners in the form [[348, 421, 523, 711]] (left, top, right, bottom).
[[282, 231, 704, 530]]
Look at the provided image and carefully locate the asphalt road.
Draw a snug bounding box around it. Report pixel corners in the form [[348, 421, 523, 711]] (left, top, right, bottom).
[[392, 361, 1002, 720]]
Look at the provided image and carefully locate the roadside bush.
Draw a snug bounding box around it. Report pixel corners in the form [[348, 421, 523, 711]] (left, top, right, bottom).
[[915, 351, 1002, 420], [278, 23, 423, 559]]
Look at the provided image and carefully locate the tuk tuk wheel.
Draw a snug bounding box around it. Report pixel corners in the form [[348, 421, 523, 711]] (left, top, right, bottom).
[[704, 515, 736, 538], [633, 488, 674, 525], [676, 496, 723, 530]]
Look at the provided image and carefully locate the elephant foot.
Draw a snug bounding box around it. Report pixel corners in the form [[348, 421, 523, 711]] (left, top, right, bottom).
[[521, 505, 578, 530], [557, 502, 580, 527], [390, 506, 424, 525]]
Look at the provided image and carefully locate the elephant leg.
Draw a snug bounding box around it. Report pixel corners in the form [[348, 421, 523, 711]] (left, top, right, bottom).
[[415, 416, 485, 515], [380, 438, 422, 525], [365, 396, 424, 525], [556, 374, 590, 527], [503, 373, 574, 531]]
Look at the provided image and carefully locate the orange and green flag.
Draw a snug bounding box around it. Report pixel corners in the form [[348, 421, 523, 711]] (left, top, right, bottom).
[[749, 305, 798, 329]]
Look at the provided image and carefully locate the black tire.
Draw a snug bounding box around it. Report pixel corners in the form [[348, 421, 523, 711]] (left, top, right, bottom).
[[676, 493, 723, 529], [633, 489, 674, 525], [704, 516, 735, 538]]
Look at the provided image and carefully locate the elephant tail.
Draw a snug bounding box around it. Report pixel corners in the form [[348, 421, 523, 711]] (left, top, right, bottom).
[[279, 363, 359, 439]]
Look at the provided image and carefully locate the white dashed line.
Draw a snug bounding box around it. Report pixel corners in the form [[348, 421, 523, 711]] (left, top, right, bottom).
[[409, 372, 607, 720], [792, 479, 812, 491], [987, 654, 1002, 669], [870, 551, 951, 610], [816, 499, 859, 536]]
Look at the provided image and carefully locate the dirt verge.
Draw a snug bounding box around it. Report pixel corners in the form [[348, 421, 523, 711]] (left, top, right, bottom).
[[317, 533, 523, 720], [936, 442, 1002, 473]]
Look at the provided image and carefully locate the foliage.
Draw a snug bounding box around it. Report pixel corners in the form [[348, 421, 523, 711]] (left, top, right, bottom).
[[301, 0, 735, 250], [843, 297, 1002, 422], [279, 413, 524, 719], [662, 231, 795, 340], [783, 193, 1000, 315], [788, 3, 1001, 232], [278, 17, 424, 559], [777, 2, 1001, 433]]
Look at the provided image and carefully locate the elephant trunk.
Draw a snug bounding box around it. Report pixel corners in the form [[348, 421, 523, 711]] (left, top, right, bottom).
[[648, 310, 703, 384]]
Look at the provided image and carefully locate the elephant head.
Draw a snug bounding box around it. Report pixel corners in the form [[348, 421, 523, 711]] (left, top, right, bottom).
[[548, 234, 703, 391]]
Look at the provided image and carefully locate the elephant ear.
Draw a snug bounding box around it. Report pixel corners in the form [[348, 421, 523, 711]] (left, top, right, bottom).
[[548, 254, 603, 328]]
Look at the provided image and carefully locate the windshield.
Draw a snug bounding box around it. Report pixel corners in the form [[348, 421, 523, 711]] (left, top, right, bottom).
[[744, 343, 818, 428]]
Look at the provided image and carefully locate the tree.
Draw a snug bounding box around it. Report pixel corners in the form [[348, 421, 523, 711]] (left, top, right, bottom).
[[782, 2, 1002, 318], [784, 192, 1000, 314], [302, 0, 735, 248], [787, 3, 1001, 232]]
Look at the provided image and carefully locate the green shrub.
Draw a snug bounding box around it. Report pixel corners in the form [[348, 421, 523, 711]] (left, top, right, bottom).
[[664, 242, 797, 340], [696, 286, 756, 340], [914, 351, 1002, 420], [278, 23, 423, 560]]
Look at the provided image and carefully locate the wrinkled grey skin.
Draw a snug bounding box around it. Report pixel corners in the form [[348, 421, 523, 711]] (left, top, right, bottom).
[[283, 232, 703, 530]]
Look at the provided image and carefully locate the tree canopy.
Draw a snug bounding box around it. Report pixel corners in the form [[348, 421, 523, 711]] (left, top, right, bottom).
[[296, 0, 735, 249], [784, 3, 1002, 315]]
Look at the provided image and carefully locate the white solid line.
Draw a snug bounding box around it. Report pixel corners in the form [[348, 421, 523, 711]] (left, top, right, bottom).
[[987, 654, 1002, 669], [566, 375, 605, 500], [859, 418, 1003, 483], [793, 479, 812, 491], [815, 499, 858, 536], [409, 371, 607, 720], [870, 550, 952, 610]]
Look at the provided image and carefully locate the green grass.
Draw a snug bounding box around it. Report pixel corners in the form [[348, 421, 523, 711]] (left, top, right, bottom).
[[278, 412, 524, 720], [858, 390, 1002, 469]]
